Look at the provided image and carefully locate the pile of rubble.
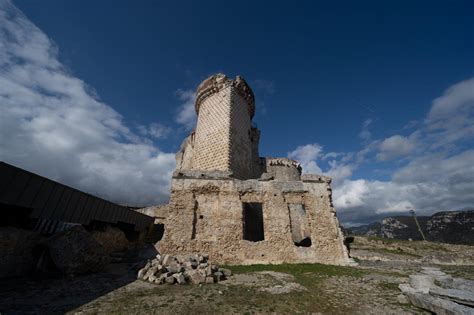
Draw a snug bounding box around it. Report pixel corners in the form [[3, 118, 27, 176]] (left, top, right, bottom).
[[137, 253, 232, 285], [399, 267, 474, 314]]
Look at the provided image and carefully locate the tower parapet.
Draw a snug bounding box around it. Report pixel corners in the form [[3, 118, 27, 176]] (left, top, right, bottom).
[[195, 74, 255, 118]]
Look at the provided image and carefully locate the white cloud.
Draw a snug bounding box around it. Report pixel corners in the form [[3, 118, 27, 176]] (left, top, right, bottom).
[[290, 77, 474, 224], [288, 144, 354, 186], [0, 1, 175, 206], [376, 134, 416, 161], [426, 78, 474, 148], [288, 144, 323, 174], [325, 160, 353, 185], [2, 0, 473, 224], [332, 179, 369, 209], [392, 150, 474, 184], [358, 118, 372, 143], [175, 89, 196, 130], [138, 123, 171, 139], [333, 156, 474, 223], [427, 78, 474, 125]]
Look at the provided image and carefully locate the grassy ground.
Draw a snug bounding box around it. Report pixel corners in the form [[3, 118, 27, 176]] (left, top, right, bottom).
[[2, 236, 472, 314], [74, 261, 425, 314], [228, 262, 365, 278]]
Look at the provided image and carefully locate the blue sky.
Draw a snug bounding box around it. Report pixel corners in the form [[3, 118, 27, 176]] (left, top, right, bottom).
[[1, 0, 473, 224]]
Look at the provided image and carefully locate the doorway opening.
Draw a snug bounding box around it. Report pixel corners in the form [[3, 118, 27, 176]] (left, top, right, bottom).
[[242, 202, 264, 242]]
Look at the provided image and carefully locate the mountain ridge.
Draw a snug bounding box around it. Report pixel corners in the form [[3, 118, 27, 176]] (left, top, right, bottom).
[[346, 210, 474, 245]]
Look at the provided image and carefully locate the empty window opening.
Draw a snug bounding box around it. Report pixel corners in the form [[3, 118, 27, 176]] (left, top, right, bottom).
[[191, 201, 198, 240], [243, 202, 264, 242], [288, 204, 312, 247], [294, 237, 312, 247]]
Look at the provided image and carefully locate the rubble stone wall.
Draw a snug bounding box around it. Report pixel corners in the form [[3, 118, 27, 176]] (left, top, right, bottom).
[[0, 227, 43, 278], [91, 226, 130, 254], [158, 177, 352, 266], [175, 133, 194, 172]]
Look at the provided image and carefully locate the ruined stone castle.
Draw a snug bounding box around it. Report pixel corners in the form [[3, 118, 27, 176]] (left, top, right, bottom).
[[158, 73, 353, 265]]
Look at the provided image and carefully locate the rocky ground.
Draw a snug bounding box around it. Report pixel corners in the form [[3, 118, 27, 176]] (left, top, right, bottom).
[[1, 236, 473, 314]]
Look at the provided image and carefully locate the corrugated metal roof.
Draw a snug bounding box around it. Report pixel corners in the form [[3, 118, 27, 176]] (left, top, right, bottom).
[[0, 161, 153, 232]]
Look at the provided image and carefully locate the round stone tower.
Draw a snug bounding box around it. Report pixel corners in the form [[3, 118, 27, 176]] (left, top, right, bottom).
[[191, 73, 260, 179]]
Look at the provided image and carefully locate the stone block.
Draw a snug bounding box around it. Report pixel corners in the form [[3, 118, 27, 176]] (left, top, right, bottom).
[[173, 272, 186, 285], [403, 290, 473, 315], [213, 271, 223, 282], [430, 287, 474, 307], [409, 274, 435, 293], [205, 276, 215, 284], [165, 276, 175, 284], [162, 254, 171, 265], [186, 270, 205, 284], [166, 262, 183, 274], [182, 261, 194, 270], [137, 268, 146, 279], [219, 268, 232, 277]]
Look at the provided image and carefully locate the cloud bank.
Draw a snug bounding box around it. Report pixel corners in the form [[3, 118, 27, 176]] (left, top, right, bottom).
[[289, 77, 474, 225], [2, 1, 473, 224], [0, 0, 175, 206], [175, 89, 196, 130]]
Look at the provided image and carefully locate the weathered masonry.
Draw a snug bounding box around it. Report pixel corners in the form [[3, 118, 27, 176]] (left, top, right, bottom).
[[159, 74, 354, 265]]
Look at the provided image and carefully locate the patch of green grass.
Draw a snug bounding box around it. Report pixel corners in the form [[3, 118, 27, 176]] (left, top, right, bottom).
[[366, 236, 409, 244], [421, 242, 450, 251], [226, 262, 365, 278], [225, 262, 367, 292], [352, 257, 362, 263]]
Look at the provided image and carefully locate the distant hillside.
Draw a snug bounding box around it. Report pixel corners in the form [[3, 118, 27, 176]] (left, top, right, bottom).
[[347, 210, 474, 245]]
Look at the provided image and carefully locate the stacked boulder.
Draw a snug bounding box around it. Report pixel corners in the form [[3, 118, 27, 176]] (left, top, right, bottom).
[[399, 267, 474, 314], [137, 253, 232, 285]]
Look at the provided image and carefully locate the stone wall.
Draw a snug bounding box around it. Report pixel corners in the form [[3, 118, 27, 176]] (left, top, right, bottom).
[[159, 73, 353, 267], [91, 226, 130, 254], [187, 73, 261, 179], [175, 133, 194, 172], [192, 87, 232, 172], [229, 89, 254, 179], [265, 158, 302, 181], [249, 128, 261, 176], [0, 227, 43, 278], [158, 176, 353, 266]]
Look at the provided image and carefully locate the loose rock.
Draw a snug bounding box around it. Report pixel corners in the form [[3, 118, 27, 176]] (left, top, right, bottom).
[[137, 253, 231, 285]]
